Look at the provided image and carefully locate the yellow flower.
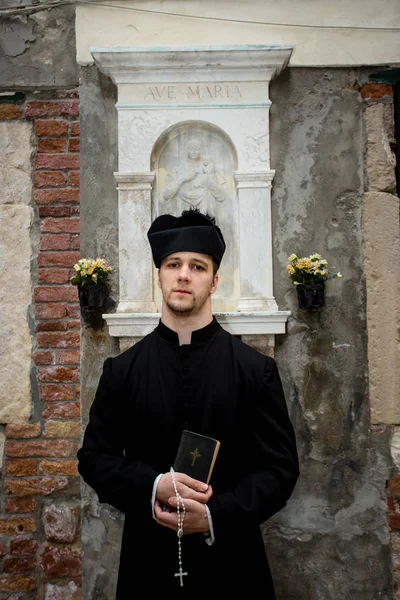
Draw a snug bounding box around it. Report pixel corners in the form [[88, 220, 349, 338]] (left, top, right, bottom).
[[87, 267, 94, 275], [288, 253, 297, 262], [337, 272, 342, 278], [81, 269, 87, 276], [74, 264, 81, 271], [92, 273, 98, 282]]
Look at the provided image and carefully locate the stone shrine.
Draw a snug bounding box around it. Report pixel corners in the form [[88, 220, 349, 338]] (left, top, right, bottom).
[[91, 45, 293, 337]]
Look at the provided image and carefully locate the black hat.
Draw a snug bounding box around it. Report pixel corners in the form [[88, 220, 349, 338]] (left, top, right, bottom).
[[147, 209, 226, 268]]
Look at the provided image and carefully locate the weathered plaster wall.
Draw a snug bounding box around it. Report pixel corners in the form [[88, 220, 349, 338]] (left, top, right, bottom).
[[79, 66, 394, 599], [269, 68, 392, 599], [79, 65, 121, 599], [75, 0, 400, 67], [0, 4, 78, 89]]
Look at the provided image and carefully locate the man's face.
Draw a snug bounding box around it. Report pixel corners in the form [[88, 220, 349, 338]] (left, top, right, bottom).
[[158, 251, 218, 315]]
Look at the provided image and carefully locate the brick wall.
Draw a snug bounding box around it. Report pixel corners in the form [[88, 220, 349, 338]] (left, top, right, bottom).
[[0, 92, 81, 598]]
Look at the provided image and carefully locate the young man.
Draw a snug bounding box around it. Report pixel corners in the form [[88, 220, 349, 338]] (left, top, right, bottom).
[[77, 209, 299, 598]]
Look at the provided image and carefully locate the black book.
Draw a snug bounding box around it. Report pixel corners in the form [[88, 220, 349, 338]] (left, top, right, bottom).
[[173, 430, 220, 484]]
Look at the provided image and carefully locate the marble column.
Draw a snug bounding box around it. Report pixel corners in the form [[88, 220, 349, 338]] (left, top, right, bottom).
[[235, 170, 277, 312], [115, 172, 157, 313]]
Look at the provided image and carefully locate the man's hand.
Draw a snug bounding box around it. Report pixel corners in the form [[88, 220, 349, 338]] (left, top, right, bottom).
[[154, 498, 210, 534], [156, 472, 212, 507]]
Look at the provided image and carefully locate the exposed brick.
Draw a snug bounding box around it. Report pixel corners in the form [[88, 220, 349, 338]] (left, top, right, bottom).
[[68, 138, 80, 153], [40, 385, 74, 401], [6, 477, 69, 496], [69, 171, 80, 187], [5, 498, 36, 514], [10, 539, 37, 555], [36, 321, 68, 333], [388, 477, 400, 496], [37, 332, 79, 349], [39, 460, 79, 476], [42, 403, 80, 420], [34, 172, 66, 188], [33, 350, 55, 366], [35, 154, 80, 170], [75, 386, 80, 400], [38, 207, 70, 218], [0, 518, 35, 535], [43, 505, 79, 543], [34, 188, 79, 205], [3, 558, 36, 575], [38, 268, 70, 284], [388, 513, 400, 530], [70, 121, 80, 136], [0, 105, 23, 120], [361, 83, 393, 100], [40, 546, 81, 579], [6, 425, 41, 439], [41, 217, 80, 234], [67, 305, 80, 319], [71, 207, 80, 215], [37, 139, 67, 154], [38, 367, 79, 383], [5, 460, 37, 477], [35, 120, 68, 137], [6, 440, 76, 458], [58, 350, 80, 365], [0, 576, 35, 592], [37, 252, 80, 268], [71, 235, 80, 250], [34, 286, 78, 303], [40, 234, 71, 251], [67, 320, 80, 330], [35, 304, 67, 320], [25, 100, 79, 118], [45, 421, 80, 438]]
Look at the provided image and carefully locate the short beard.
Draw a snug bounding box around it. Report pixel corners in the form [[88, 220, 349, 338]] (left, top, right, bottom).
[[165, 297, 196, 315]]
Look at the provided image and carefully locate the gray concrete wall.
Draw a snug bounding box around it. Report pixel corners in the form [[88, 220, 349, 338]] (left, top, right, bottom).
[[79, 67, 393, 598], [0, 3, 78, 89], [269, 68, 392, 599]]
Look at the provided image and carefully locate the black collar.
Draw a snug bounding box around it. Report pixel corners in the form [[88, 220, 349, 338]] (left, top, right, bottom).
[[156, 316, 220, 346]]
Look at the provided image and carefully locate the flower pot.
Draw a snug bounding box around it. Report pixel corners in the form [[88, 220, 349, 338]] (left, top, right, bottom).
[[78, 283, 109, 311], [296, 283, 325, 310]]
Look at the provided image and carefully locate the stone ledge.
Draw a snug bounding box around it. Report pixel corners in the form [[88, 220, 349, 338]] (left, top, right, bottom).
[[103, 311, 291, 337]]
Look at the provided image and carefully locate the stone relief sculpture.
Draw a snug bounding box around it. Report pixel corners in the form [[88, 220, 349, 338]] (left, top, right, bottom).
[[162, 138, 229, 214], [152, 124, 239, 311]]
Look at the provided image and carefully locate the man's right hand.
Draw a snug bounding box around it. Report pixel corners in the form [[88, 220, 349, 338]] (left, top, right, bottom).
[[156, 472, 213, 507]]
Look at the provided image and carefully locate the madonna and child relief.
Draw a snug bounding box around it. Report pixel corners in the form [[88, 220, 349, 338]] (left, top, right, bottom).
[[152, 126, 239, 311]]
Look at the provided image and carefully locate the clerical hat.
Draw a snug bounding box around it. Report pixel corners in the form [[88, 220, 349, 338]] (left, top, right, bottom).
[[147, 209, 226, 268]]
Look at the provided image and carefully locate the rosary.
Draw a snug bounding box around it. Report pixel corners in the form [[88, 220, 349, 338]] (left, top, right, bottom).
[[170, 467, 188, 586]]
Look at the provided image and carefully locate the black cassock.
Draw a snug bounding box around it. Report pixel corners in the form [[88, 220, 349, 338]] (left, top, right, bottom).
[[77, 317, 299, 598]]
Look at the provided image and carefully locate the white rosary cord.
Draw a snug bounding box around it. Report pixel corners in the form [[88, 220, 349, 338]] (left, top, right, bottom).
[[170, 467, 188, 587]]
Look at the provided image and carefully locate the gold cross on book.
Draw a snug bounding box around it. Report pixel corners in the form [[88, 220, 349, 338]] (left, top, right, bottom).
[[190, 447, 201, 467]]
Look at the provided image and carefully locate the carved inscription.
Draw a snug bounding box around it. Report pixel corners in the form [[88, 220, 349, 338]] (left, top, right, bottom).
[[144, 84, 242, 101]]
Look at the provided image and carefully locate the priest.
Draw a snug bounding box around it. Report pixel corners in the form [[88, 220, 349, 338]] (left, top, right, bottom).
[[77, 209, 299, 598]]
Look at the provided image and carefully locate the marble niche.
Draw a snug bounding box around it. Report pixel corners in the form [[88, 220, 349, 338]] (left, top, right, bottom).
[[91, 45, 293, 337], [151, 122, 239, 313]]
